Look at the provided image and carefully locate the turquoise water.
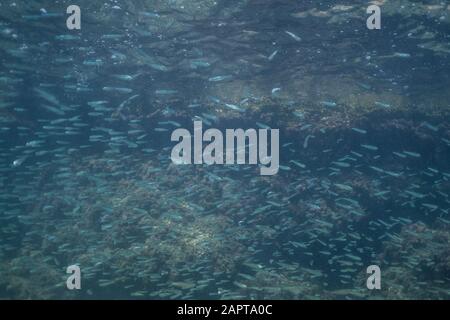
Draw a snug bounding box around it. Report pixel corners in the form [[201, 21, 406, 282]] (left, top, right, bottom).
[[0, 1, 450, 299]]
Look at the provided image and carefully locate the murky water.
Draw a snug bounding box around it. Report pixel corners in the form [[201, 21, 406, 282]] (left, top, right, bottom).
[[0, 1, 450, 299]]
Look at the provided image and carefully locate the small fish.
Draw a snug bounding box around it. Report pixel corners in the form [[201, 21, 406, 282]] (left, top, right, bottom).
[[113, 73, 141, 81], [256, 122, 270, 129], [335, 183, 353, 192], [351, 128, 367, 134], [102, 87, 133, 94], [268, 50, 278, 61], [303, 135, 315, 149], [224, 103, 245, 112], [190, 60, 211, 69], [155, 89, 178, 95], [361, 144, 378, 151], [285, 31, 302, 42], [101, 34, 124, 40], [375, 101, 391, 108], [55, 35, 80, 41], [421, 122, 438, 132], [393, 152, 407, 158], [271, 87, 281, 95], [320, 101, 337, 108], [12, 157, 27, 167], [393, 52, 411, 58], [208, 75, 232, 82], [403, 151, 421, 158], [289, 160, 306, 169]]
